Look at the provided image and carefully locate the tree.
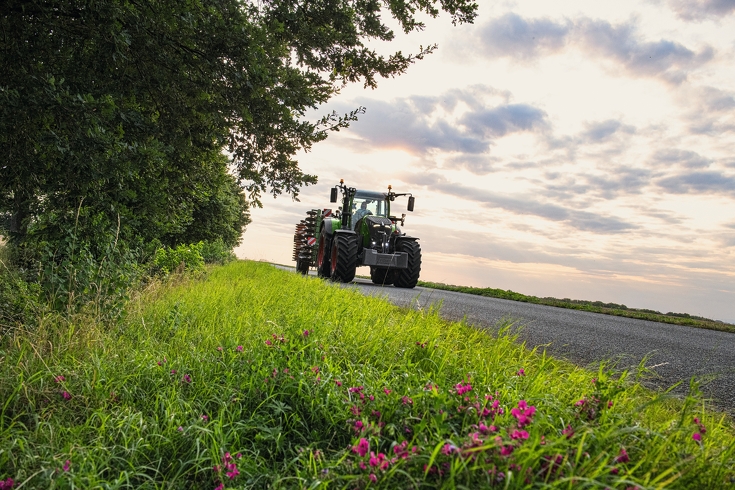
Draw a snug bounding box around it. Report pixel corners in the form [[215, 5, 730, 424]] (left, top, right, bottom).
[[0, 0, 477, 258]]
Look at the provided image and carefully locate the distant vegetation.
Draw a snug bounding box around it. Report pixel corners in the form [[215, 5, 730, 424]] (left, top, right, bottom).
[[1, 261, 733, 488], [418, 281, 735, 334]]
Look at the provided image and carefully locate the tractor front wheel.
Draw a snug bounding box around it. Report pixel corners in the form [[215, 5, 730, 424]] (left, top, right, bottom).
[[393, 240, 421, 288], [370, 267, 395, 285], [316, 229, 331, 278], [330, 234, 358, 283]]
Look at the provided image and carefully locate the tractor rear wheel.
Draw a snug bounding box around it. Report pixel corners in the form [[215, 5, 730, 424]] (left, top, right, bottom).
[[370, 267, 395, 285], [393, 240, 421, 288], [296, 257, 310, 275], [330, 234, 358, 283], [316, 229, 331, 278]]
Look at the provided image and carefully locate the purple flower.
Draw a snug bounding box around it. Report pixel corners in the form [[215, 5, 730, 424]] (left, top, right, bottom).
[[54, 375, 65, 383], [352, 438, 370, 457], [236, 345, 243, 352], [177, 426, 183, 432], [201, 414, 209, 421], [335, 380, 342, 387], [615, 448, 630, 464], [217, 346, 223, 352], [562, 424, 575, 439], [369, 473, 377, 483], [63, 460, 71, 472], [61, 391, 71, 400], [303, 330, 310, 337], [510, 429, 529, 440], [516, 369, 525, 376], [183, 374, 192, 383], [226, 468, 240, 480], [692, 432, 702, 442], [214, 483, 224, 490], [265, 340, 272, 346], [0, 477, 14, 489]]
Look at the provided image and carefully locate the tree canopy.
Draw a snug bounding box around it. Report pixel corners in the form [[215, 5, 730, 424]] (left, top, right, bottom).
[[0, 0, 477, 258]]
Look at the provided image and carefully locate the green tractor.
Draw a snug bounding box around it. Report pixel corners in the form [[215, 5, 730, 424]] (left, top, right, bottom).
[[292, 180, 421, 287]]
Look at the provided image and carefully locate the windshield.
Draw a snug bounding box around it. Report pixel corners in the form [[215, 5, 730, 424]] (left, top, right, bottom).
[[351, 191, 388, 229]]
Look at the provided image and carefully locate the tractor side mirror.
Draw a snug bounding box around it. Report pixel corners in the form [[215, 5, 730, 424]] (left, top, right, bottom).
[[330, 187, 338, 203], [407, 196, 415, 212]]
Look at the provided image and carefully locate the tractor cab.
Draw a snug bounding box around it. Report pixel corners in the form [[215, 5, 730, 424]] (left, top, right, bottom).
[[350, 190, 389, 230]]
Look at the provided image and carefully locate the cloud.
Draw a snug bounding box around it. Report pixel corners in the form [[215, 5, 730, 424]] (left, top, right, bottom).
[[336, 87, 549, 161], [665, 0, 735, 20], [657, 171, 735, 194], [651, 149, 713, 168], [676, 86, 735, 135], [469, 14, 714, 84], [478, 13, 571, 59], [404, 172, 637, 233], [580, 120, 636, 143], [576, 19, 714, 84]]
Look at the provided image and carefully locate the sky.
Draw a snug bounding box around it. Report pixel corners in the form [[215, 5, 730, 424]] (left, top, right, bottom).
[[235, 0, 735, 324]]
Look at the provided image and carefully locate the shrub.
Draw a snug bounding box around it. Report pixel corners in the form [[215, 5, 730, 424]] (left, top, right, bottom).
[[153, 243, 205, 274], [199, 239, 236, 265]]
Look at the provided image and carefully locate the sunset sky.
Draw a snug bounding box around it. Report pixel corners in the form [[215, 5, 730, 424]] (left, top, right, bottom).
[[236, 1, 735, 324]]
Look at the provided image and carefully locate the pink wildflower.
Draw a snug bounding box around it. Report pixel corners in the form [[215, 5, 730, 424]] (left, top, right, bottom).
[[383, 388, 392, 395], [500, 445, 514, 456], [610, 467, 619, 475], [54, 375, 65, 383], [352, 438, 370, 457], [510, 429, 529, 440], [335, 380, 342, 387], [170, 369, 177, 374], [401, 396, 413, 405], [692, 432, 702, 442], [201, 414, 209, 421], [369, 473, 377, 483], [183, 374, 192, 383], [354, 420, 365, 432], [226, 467, 240, 479], [217, 346, 223, 352], [359, 461, 367, 470], [265, 340, 272, 346], [214, 483, 224, 490], [177, 426, 183, 432], [236, 453, 242, 459], [236, 345, 243, 352], [562, 425, 575, 439], [63, 460, 71, 472], [615, 448, 630, 464], [516, 369, 525, 376], [61, 391, 71, 400], [0, 478, 14, 490], [441, 443, 457, 455], [303, 330, 310, 336], [213, 465, 221, 472]]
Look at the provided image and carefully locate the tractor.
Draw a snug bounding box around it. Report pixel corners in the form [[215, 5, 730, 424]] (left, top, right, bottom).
[[292, 180, 421, 287]]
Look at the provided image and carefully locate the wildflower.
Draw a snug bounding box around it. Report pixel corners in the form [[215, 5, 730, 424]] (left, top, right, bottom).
[[692, 432, 702, 442], [63, 460, 71, 472], [183, 374, 192, 383], [455, 382, 472, 395], [265, 340, 272, 346], [236, 345, 243, 352], [177, 426, 183, 432], [311, 366, 319, 374], [349, 386, 364, 393], [352, 438, 369, 457], [354, 420, 365, 432], [510, 429, 529, 440], [615, 448, 630, 464], [562, 425, 575, 439], [401, 396, 413, 405], [213, 465, 221, 472], [61, 391, 71, 400], [303, 330, 310, 336], [157, 357, 167, 366], [511, 400, 536, 428], [383, 388, 392, 395], [170, 369, 177, 374], [359, 461, 367, 470], [610, 467, 619, 475], [54, 375, 65, 383], [369, 474, 377, 483], [441, 443, 457, 455], [223, 452, 232, 462], [201, 414, 209, 421], [217, 346, 223, 352], [0, 478, 14, 489], [516, 369, 525, 376], [214, 483, 224, 490], [335, 380, 342, 387], [236, 453, 242, 459], [226, 467, 240, 479], [500, 445, 514, 456]]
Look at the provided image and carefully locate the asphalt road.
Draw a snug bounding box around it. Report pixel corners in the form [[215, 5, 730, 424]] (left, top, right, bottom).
[[341, 277, 735, 415]]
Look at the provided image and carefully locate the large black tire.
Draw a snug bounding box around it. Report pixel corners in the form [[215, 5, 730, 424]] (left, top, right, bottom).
[[330, 234, 358, 283], [393, 240, 421, 288], [296, 257, 310, 275], [370, 267, 395, 285], [316, 229, 331, 278]]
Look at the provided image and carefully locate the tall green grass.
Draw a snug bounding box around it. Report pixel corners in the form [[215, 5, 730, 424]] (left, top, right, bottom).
[[1, 261, 733, 489]]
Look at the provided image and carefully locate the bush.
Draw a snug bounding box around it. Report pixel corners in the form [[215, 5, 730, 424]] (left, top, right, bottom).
[[153, 243, 205, 274], [199, 239, 236, 265], [0, 254, 42, 333]]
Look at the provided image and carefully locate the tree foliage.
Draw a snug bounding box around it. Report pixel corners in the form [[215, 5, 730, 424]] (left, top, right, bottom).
[[0, 0, 477, 261]]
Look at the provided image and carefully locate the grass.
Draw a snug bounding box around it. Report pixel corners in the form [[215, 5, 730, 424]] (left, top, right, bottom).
[[417, 281, 735, 334], [0, 260, 733, 489]]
